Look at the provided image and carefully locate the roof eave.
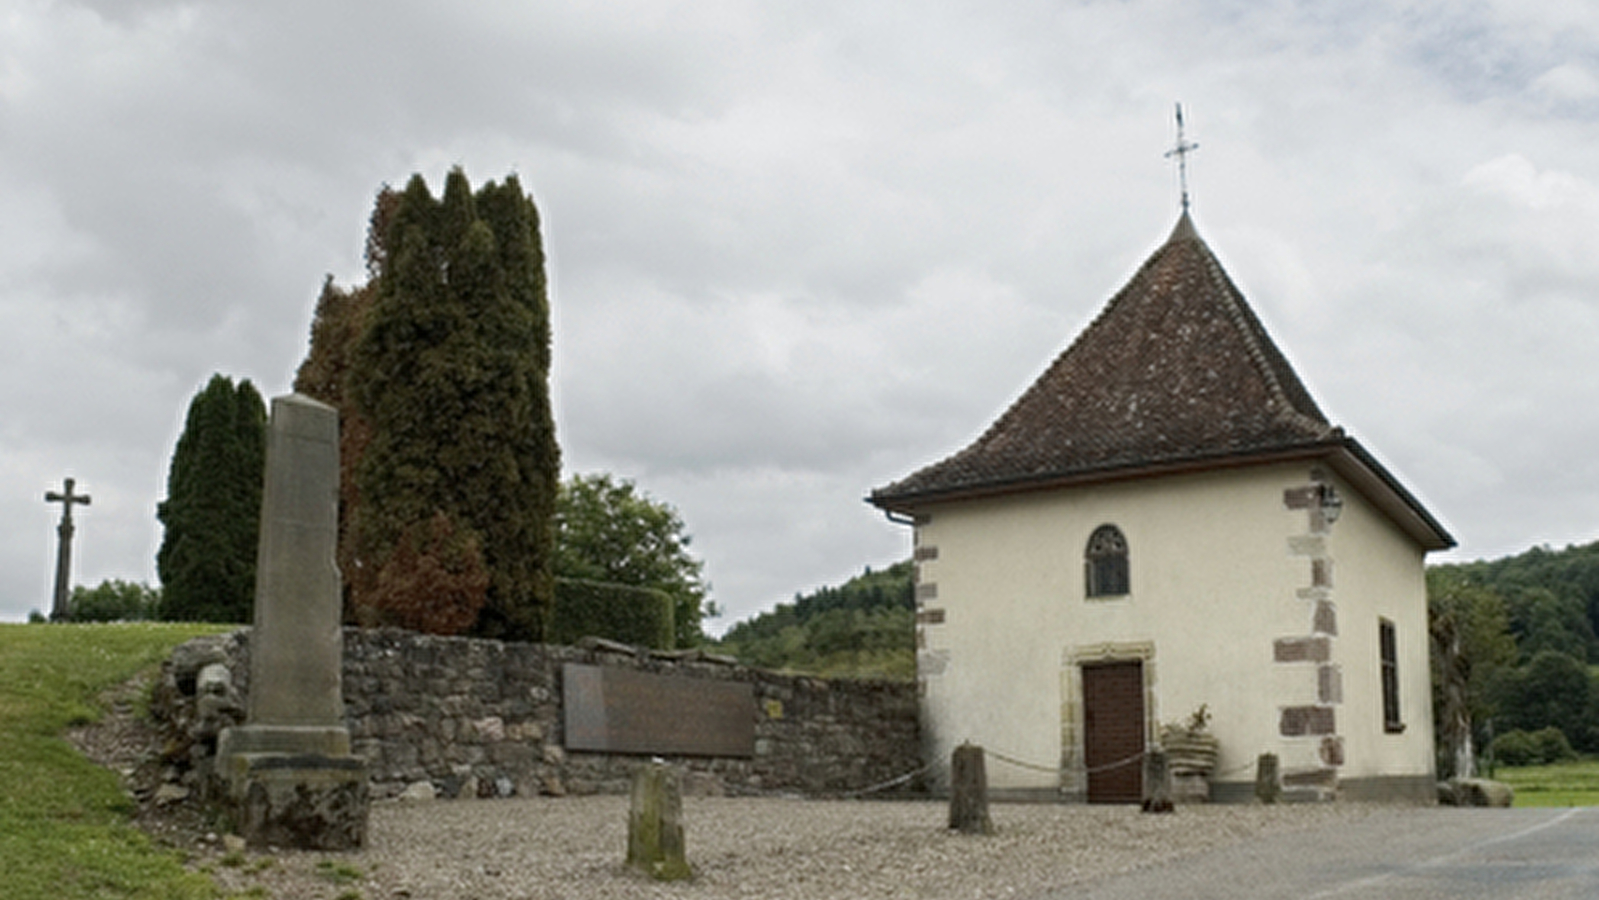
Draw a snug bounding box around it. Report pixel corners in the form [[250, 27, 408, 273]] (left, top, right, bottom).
[[868, 443, 1344, 512], [868, 437, 1455, 552], [1323, 437, 1456, 552]]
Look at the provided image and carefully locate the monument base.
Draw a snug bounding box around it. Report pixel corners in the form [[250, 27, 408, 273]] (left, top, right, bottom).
[[216, 726, 368, 850], [218, 723, 353, 758]]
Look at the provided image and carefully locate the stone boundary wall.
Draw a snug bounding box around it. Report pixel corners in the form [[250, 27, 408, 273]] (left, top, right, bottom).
[[155, 628, 921, 801]]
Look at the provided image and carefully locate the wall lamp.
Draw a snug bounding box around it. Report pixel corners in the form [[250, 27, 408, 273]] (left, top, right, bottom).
[[1318, 483, 1343, 524]]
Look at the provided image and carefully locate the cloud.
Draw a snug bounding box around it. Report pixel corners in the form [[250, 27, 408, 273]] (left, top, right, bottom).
[[4, 0, 1599, 627], [1531, 62, 1599, 107]]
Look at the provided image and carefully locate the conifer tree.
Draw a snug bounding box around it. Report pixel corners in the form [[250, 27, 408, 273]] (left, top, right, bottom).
[[340, 169, 558, 640], [156, 374, 267, 622]]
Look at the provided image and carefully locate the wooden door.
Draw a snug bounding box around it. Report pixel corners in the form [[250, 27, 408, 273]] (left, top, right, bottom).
[[1082, 661, 1144, 803]]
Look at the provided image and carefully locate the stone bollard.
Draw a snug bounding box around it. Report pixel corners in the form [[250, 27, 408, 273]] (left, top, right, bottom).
[[1142, 747, 1174, 813], [627, 763, 692, 881], [948, 743, 994, 835], [1255, 753, 1281, 804]]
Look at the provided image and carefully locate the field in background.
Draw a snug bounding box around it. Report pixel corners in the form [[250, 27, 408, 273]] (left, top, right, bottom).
[[1494, 760, 1599, 807], [0, 622, 230, 900]]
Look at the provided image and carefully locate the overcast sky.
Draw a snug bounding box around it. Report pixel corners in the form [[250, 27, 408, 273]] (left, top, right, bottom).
[[4, 1, 1598, 631]]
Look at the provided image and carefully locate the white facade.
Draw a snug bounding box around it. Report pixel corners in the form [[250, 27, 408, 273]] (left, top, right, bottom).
[[913, 460, 1437, 801]]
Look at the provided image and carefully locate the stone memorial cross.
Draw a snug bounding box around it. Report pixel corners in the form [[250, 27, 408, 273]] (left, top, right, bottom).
[[44, 477, 90, 622]]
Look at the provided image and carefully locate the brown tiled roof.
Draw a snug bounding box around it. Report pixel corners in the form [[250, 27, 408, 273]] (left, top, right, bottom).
[[872, 213, 1341, 506]]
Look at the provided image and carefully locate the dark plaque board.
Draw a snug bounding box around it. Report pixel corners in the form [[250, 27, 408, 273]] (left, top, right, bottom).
[[562, 663, 755, 757]]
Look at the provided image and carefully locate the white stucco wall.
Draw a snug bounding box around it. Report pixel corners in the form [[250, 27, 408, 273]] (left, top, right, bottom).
[[912, 460, 1435, 799], [1324, 477, 1436, 783]]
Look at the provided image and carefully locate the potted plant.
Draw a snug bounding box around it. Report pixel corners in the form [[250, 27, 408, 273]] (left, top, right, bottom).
[[1160, 704, 1219, 802]]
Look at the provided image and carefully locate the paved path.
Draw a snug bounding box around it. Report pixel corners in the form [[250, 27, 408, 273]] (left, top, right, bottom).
[[1050, 806, 1599, 900]]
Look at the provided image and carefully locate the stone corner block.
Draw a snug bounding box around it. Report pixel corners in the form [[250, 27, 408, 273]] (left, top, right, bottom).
[[1274, 636, 1331, 664], [1279, 705, 1336, 737]]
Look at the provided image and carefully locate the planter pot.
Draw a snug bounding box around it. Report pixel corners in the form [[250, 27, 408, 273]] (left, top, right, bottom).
[[1171, 772, 1211, 803], [1161, 731, 1219, 777]]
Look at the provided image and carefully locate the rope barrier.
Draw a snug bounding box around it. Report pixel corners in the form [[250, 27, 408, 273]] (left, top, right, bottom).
[[845, 745, 1256, 797], [1209, 757, 1260, 778], [1081, 749, 1147, 775], [985, 746, 1149, 776], [984, 748, 1062, 775], [975, 747, 1266, 779], [837, 762, 936, 798], [836, 744, 1158, 799]]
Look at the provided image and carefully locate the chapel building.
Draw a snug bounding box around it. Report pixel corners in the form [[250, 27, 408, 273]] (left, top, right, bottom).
[[869, 212, 1453, 803]]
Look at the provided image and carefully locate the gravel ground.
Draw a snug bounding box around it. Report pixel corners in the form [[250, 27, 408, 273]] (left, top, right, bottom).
[[200, 795, 1388, 900]]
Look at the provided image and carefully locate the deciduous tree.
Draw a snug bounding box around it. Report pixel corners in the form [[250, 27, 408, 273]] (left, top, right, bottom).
[[555, 473, 709, 647], [71, 579, 161, 622], [1491, 649, 1598, 751], [1428, 569, 1516, 777]]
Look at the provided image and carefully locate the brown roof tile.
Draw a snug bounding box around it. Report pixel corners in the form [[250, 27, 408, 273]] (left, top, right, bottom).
[[872, 214, 1341, 506]]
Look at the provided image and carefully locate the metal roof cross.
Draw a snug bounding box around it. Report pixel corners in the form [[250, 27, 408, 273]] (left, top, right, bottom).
[[1164, 103, 1200, 213]]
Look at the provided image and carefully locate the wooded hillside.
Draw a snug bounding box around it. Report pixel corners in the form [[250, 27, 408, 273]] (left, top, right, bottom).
[[714, 561, 914, 680]]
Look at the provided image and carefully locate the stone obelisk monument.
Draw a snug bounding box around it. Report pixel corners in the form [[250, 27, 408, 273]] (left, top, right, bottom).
[[215, 393, 368, 849]]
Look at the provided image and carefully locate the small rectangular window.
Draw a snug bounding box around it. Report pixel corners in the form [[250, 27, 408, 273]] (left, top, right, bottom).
[[1379, 618, 1403, 733]]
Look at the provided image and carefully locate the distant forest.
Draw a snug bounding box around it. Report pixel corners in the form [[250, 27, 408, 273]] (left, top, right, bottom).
[[1431, 540, 1599, 770], [714, 561, 914, 680], [1437, 542, 1599, 664], [715, 539, 1599, 772]]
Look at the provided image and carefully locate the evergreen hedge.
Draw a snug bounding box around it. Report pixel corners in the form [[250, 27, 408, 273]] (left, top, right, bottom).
[[550, 578, 675, 650]]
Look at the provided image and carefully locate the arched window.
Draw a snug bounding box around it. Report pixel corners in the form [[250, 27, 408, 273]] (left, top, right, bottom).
[[1085, 524, 1130, 597]]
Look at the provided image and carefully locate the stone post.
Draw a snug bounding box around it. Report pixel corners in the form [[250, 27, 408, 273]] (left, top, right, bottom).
[[627, 763, 691, 881], [948, 743, 994, 835], [1255, 753, 1281, 804], [1142, 747, 1174, 813], [215, 394, 368, 849]]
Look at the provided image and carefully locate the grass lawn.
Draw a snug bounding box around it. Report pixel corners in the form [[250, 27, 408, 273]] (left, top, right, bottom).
[[1492, 759, 1599, 807], [0, 622, 232, 900]]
